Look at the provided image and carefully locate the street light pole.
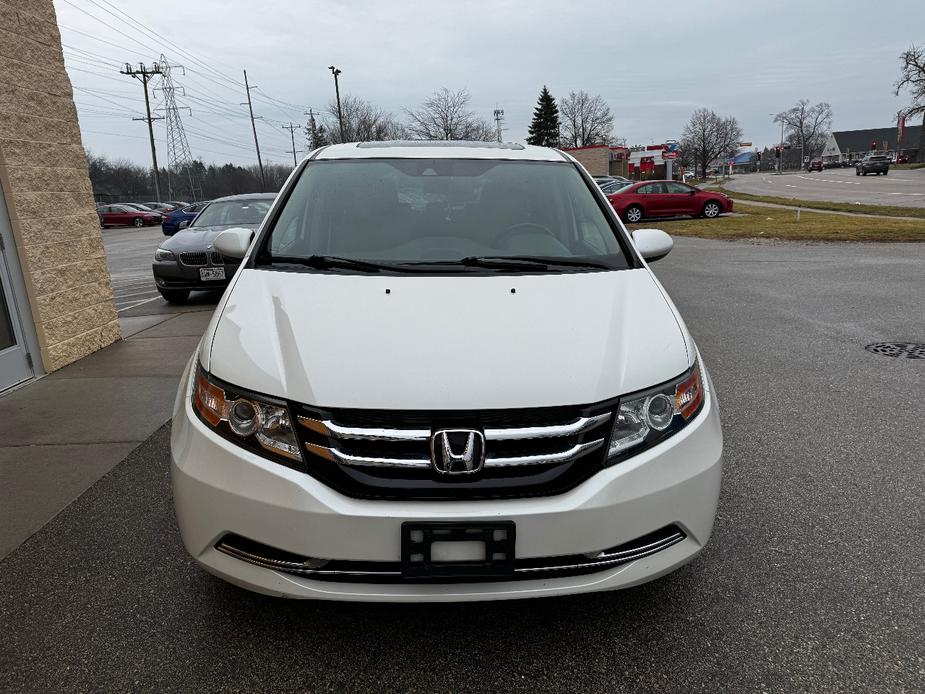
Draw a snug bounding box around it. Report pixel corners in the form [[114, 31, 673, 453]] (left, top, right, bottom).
[[328, 65, 345, 143], [770, 113, 784, 174]]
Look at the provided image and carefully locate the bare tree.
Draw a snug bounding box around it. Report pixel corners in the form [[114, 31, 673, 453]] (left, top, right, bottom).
[[774, 99, 833, 162], [680, 108, 743, 178], [895, 44, 925, 162], [559, 91, 614, 148], [322, 94, 404, 144], [405, 88, 495, 141]]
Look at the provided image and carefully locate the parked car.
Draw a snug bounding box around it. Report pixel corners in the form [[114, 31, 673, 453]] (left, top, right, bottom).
[[143, 201, 178, 213], [97, 204, 162, 228], [895, 153, 911, 164], [152, 193, 274, 302], [598, 179, 633, 194], [169, 141, 723, 601], [856, 153, 890, 176], [121, 203, 157, 212], [165, 200, 190, 208], [806, 159, 823, 172], [607, 180, 733, 223], [161, 201, 210, 236]]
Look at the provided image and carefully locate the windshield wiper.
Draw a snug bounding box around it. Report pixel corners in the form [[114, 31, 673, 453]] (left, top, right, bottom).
[[261, 255, 399, 273], [456, 256, 612, 271]]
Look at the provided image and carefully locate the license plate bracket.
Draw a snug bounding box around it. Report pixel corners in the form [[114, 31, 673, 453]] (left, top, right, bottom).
[[200, 267, 225, 281], [401, 521, 515, 580]]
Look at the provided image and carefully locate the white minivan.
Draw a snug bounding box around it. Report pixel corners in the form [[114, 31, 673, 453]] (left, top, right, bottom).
[[171, 141, 723, 602]]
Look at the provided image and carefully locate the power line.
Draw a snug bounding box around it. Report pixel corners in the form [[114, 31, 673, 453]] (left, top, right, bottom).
[[83, 0, 247, 92]]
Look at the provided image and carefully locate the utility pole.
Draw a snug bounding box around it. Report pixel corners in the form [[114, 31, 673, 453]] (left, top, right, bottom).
[[328, 66, 345, 142], [493, 108, 504, 143], [282, 122, 300, 167], [121, 62, 164, 199], [242, 69, 265, 188]]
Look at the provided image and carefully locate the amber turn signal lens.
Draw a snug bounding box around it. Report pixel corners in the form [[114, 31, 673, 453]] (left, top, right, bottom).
[[193, 368, 226, 426], [674, 365, 703, 420]]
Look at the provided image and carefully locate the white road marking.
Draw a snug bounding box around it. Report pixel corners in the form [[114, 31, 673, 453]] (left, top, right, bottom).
[[116, 296, 162, 313]]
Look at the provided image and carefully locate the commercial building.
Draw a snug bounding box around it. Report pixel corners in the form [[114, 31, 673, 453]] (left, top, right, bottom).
[[821, 125, 923, 164], [561, 144, 629, 178], [0, 0, 119, 392]]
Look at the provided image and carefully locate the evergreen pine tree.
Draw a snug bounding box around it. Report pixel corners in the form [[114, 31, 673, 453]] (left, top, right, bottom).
[[306, 111, 329, 150], [526, 86, 560, 147]]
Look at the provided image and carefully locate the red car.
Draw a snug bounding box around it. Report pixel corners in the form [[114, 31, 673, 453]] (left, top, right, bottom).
[[97, 204, 162, 228], [607, 181, 733, 223], [806, 159, 823, 172]]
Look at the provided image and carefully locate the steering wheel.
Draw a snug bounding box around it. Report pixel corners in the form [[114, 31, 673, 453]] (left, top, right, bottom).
[[494, 222, 557, 250]]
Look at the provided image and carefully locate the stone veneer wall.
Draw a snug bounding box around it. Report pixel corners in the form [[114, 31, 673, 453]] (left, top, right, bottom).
[[0, 0, 119, 372]]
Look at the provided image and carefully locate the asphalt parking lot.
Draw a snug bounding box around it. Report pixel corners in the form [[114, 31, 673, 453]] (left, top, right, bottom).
[[2, 236, 923, 692], [725, 167, 925, 207]]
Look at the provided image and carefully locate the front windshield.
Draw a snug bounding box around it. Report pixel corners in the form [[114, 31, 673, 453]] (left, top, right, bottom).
[[194, 199, 272, 228], [262, 158, 628, 269]]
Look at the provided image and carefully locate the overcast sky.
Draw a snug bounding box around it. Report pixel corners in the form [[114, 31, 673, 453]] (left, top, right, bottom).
[[57, 0, 924, 168]]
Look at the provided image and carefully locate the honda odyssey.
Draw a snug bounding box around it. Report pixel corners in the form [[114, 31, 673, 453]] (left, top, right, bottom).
[[170, 141, 723, 601]]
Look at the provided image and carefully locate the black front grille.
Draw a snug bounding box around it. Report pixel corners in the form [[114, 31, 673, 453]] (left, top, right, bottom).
[[179, 251, 208, 266], [291, 402, 616, 500]]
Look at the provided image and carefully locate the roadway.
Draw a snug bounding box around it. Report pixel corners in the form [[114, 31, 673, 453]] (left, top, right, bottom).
[[724, 166, 925, 207], [1, 234, 923, 692]]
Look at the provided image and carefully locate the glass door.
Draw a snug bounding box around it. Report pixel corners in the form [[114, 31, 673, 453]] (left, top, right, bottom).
[[0, 237, 33, 392]]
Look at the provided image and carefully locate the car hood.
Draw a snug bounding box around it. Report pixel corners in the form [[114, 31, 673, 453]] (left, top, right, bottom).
[[160, 223, 259, 251], [204, 267, 691, 410]]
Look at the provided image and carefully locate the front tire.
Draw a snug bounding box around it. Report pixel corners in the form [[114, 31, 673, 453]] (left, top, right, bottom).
[[158, 289, 189, 304], [883, 170, 888, 176], [855, 170, 860, 176], [702, 200, 721, 218], [133, 217, 144, 227], [624, 205, 643, 223]]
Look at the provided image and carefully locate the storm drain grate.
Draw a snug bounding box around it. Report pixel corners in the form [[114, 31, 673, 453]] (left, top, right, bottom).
[[865, 342, 925, 359]]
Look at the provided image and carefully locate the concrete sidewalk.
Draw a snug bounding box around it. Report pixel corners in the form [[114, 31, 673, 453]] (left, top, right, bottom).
[[0, 304, 213, 558]]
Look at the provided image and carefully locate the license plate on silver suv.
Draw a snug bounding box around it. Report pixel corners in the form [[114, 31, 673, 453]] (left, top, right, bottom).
[[200, 267, 225, 281]]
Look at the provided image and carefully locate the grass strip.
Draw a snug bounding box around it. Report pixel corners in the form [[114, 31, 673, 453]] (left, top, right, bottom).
[[626, 203, 925, 242]]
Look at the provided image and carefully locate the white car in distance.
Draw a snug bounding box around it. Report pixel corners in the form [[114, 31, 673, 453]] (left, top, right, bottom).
[[171, 141, 723, 602]]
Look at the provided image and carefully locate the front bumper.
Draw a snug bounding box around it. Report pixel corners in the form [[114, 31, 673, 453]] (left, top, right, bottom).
[[152, 261, 233, 292], [170, 360, 724, 602]]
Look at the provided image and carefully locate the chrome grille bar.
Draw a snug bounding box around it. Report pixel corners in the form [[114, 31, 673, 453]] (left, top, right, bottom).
[[305, 438, 604, 469], [299, 416, 429, 442], [485, 439, 604, 467], [485, 413, 610, 441], [298, 413, 610, 443]]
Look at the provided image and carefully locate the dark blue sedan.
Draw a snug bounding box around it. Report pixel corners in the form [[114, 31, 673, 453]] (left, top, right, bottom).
[[162, 201, 210, 236]]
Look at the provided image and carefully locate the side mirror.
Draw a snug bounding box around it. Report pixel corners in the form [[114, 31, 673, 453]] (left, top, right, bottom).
[[178, 219, 190, 230], [688, 189, 697, 194], [214, 227, 254, 259], [632, 228, 673, 263]]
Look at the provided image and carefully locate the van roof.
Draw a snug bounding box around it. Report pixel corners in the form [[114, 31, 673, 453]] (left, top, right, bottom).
[[313, 141, 566, 162]]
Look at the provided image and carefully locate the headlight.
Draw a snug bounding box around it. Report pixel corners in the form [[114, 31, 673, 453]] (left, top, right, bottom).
[[606, 359, 705, 464], [155, 248, 175, 261], [192, 366, 302, 465]]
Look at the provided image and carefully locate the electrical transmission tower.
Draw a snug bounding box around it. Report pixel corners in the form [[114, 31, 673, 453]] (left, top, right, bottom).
[[156, 55, 201, 201]]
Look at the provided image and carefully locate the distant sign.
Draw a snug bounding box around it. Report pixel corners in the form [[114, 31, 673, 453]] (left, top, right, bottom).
[[661, 151, 679, 160], [738, 141, 752, 147]]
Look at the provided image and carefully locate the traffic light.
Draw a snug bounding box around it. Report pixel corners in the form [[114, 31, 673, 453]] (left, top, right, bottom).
[[870, 140, 877, 150], [756, 151, 762, 161], [775, 147, 781, 158]]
